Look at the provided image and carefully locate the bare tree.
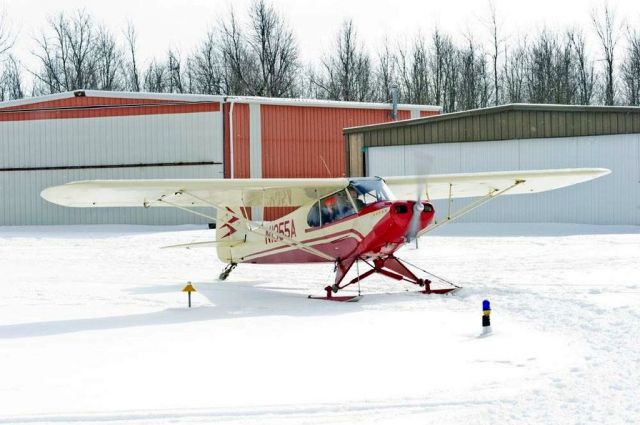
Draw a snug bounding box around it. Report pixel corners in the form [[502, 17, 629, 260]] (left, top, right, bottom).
[[397, 37, 431, 104], [189, 31, 224, 94], [374, 39, 396, 102], [95, 26, 124, 90], [167, 49, 184, 93], [32, 10, 125, 94], [0, 55, 23, 100], [503, 40, 527, 103], [592, 3, 620, 105], [486, 1, 503, 105], [143, 59, 168, 92], [124, 22, 140, 91], [568, 30, 596, 104], [64, 11, 98, 89], [246, 0, 299, 96], [427, 29, 458, 111], [621, 27, 640, 105], [429, 29, 451, 107], [312, 20, 373, 101], [457, 36, 490, 110], [219, 8, 256, 95], [33, 13, 71, 93]]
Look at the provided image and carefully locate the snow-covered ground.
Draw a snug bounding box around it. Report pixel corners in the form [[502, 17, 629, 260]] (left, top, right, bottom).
[[0, 224, 638, 424]]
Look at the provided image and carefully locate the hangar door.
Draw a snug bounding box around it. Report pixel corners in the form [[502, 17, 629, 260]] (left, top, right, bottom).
[[366, 134, 640, 225]]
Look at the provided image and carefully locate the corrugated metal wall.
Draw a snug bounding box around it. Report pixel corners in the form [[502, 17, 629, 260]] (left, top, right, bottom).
[[261, 105, 409, 179], [1, 91, 439, 225], [1, 112, 222, 168], [367, 134, 640, 225], [1, 100, 224, 225], [223, 103, 251, 178], [259, 105, 411, 219], [1, 165, 220, 225]]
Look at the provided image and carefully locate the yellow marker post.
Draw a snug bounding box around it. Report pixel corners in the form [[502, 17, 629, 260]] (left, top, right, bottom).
[[182, 282, 197, 308]]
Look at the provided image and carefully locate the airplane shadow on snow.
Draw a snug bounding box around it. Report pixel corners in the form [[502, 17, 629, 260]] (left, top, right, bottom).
[[0, 280, 423, 339]]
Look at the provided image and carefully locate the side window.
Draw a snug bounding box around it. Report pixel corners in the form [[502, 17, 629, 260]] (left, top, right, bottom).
[[347, 185, 366, 211], [307, 201, 321, 227], [319, 190, 356, 226], [334, 190, 356, 219]]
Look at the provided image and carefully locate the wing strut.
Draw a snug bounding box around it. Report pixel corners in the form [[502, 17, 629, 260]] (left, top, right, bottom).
[[154, 191, 336, 262], [418, 179, 525, 237]]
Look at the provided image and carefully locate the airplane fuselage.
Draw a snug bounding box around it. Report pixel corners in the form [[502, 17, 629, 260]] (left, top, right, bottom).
[[217, 199, 435, 265]]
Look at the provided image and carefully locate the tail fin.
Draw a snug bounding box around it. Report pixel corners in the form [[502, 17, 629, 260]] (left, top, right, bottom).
[[216, 207, 249, 262]]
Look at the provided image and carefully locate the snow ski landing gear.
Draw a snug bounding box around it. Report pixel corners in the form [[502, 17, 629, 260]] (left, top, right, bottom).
[[218, 263, 237, 281], [309, 255, 460, 301], [307, 286, 362, 302]]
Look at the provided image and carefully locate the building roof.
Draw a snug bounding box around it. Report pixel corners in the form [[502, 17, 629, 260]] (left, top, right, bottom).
[[344, 103, 640, 134], [0, 90, 440, 112], [343, 103, 640, 148], [342, 103, 640, 177]]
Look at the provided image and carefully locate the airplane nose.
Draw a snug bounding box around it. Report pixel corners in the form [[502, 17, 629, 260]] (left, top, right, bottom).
[[391, 201, 434, 221], [390, 201, 435, 227]]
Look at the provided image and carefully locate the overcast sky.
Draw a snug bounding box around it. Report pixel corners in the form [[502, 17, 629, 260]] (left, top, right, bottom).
[[4, 0, 640, 74]]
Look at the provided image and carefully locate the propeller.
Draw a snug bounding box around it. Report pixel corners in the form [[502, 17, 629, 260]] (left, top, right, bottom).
[[405, 178, 426, 247], [405, 151, 433, 248]]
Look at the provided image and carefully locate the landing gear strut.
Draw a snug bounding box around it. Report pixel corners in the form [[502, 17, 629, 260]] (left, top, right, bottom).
[[219, 263, 237, 280], [309, 255, 460, 301]]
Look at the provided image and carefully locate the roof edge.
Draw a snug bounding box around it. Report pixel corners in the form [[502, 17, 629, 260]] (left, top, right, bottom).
[[0, 90, 441, 112], [343, 103, 640, 134], [0, 90, 226, 108], [225, 95, 441, 111]]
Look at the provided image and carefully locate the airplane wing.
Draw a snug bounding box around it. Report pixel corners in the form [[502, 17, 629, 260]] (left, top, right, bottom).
[[41, 178, 350, 208], [384, 168, 610, 201]]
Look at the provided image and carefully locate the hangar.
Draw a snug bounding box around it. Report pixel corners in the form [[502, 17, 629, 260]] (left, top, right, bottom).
[[344, 104, 640, 225], [0, 90, 439, 225]]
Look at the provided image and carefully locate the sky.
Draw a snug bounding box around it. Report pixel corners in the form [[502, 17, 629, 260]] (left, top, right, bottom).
[[3, 0, 640, 79]]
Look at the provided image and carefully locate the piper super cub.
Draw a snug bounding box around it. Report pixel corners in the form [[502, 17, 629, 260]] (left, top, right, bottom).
[[42, 168, 609, 301]]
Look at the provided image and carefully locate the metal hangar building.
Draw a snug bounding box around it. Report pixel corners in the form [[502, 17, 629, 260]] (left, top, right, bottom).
[[0, 90, 439, 225], [344, 104, 640, 225]]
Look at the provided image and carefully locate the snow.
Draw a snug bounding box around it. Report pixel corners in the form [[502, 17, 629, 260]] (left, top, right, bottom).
[[0, 223, 639, 424]]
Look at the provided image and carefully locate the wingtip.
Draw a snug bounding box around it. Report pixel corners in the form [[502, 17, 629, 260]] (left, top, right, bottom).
[[40, 186, 58, 203]]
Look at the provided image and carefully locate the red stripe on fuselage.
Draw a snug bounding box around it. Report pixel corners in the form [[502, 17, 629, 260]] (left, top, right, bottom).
[[241, 228, 365, 262], [243, 234, 362, 264]]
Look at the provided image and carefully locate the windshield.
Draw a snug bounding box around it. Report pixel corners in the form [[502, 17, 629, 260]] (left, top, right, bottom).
[[348, 179, 393, 210]]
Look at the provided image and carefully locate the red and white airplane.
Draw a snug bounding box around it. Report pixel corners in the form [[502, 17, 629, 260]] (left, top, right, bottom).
[[42, 168, 609, 301]]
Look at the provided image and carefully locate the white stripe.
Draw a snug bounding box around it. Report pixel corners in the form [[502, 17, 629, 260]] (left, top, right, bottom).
[[249, 102, 263, 221]]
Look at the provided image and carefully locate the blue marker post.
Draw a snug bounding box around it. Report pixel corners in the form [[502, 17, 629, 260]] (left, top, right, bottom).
[[482, 299, 491, 335]]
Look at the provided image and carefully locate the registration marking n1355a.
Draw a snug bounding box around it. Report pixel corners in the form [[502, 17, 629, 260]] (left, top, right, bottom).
[[265, 219, 297, 244]]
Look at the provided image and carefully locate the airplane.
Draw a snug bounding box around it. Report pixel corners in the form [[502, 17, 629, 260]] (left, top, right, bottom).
[[41, 168, 610, 301]]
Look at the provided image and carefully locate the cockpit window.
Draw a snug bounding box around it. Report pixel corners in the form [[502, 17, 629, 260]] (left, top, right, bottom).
[[320, 190, 357, 225], [307, 201, 321, 227], [348, 179, 392, 209], [308, 180, 391, 228]]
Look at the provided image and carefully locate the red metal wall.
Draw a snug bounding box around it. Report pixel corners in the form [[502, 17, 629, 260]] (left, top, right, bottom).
[[258, 105, 413, 219], [260, 105, 410, 179], [223, 103, 250, 178], [0, 95, 220, 122], [420, 110, 439, 118]]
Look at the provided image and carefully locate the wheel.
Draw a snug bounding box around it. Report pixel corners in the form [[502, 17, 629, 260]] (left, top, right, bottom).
[[417, 279, 425, 287], [219, 271, 229, 281], [331, 284, 339, 293]]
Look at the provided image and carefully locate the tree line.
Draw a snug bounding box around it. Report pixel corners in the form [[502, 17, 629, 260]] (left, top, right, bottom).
[[0, 1, 639, 111]]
